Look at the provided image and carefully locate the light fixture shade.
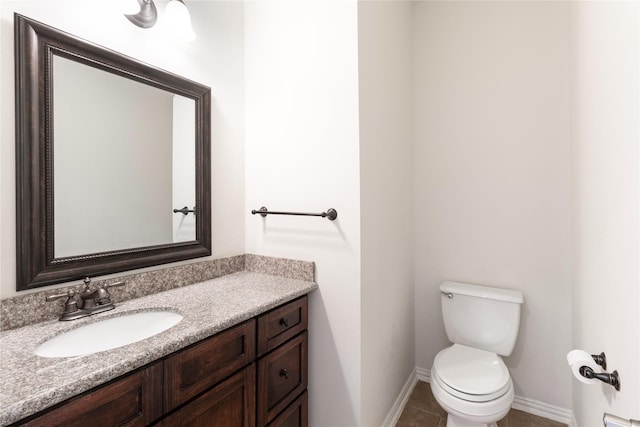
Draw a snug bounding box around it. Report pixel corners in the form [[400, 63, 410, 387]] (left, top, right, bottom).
[[164, 0, 196, 42]]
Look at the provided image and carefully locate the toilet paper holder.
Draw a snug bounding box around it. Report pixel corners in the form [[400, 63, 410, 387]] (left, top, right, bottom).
[[578, 352, 620, 391], [579, 366, 620, 391], [568, 350, 621, 391]]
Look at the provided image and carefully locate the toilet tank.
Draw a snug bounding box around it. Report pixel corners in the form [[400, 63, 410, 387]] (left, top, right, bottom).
[[440, 281, 524, 356]]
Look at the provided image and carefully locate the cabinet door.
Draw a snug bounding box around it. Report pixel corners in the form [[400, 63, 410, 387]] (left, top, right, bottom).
[[257, 332, 308, 426], [164, 320, 256, 412], [16, 362, 163, 427], [161, 365, 256, 427], [267, 391, 307, 427]]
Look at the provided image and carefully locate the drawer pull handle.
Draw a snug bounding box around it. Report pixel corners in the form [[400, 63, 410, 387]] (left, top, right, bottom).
[[280, 368, 289, 379], [279, 318, 289, 328]]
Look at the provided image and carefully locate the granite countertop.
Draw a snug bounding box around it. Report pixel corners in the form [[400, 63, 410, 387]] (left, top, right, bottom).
[[0, 271, 318, 426]]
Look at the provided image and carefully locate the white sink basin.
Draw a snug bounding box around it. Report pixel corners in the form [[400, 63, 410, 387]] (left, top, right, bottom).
[[35, 310, 183, 358]]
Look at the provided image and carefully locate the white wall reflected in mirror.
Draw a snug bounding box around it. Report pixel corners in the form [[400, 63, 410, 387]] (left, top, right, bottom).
[[53, 55, 196, 257]]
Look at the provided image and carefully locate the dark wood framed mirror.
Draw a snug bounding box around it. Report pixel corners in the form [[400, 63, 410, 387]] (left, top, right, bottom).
[[15, 14, 211, 291]]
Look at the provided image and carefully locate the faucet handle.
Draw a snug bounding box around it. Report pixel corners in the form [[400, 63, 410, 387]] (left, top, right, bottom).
[[45, 290, 75, 302], [104, 281, 125, 290], [46, 290, 79, 317], [94, 281, 125, 306]]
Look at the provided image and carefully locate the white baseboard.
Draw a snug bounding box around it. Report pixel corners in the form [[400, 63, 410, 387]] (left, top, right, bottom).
[[381, 369, 419, 427], [383, 366, 574, 427], [415, 366, 430, 383], [512, 395, 574, 426]]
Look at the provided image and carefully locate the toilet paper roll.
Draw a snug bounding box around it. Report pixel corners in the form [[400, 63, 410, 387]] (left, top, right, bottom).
[[567, 349, 602, 384]]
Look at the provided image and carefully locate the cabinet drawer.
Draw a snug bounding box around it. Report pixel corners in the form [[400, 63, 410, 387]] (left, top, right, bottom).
[[161, 365, 256, 427], [164, 320, 256, 412], [257, 331, 308, 426], [267, 391, 308, 427], [16, 362, 163, 427], [257, 296, 308, 356]]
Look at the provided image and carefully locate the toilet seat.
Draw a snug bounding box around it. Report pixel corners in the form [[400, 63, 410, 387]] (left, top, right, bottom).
[[433, 344, 511, 402]]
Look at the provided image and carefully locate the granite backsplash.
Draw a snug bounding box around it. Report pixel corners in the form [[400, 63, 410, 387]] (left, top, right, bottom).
[[0, 254, 315, 331]]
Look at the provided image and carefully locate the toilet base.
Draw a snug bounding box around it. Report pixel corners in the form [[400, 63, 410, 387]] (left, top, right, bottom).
[[446, 413, 498, 427]]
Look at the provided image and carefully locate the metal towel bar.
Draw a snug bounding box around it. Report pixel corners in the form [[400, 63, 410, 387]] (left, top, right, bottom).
[[251, 206, 337, 221]]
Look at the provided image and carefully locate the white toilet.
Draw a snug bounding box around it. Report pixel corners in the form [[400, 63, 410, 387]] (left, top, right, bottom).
[[430, 281, 524, 427]]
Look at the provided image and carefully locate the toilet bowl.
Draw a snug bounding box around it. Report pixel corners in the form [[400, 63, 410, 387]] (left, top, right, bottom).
[[431, 281, 524, 427], [430, 344, 514, 427]]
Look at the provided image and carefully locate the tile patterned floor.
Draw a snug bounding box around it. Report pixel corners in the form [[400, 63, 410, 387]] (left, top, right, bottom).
[[396, 381, 568, 427]]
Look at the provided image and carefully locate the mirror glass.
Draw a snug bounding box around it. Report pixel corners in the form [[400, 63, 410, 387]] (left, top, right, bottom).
[[15, 14, 211, 290], [53, 56, 196, 257]]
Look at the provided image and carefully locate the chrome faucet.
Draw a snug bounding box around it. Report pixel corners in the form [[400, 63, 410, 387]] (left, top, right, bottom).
[[46, 277, 125, 321]]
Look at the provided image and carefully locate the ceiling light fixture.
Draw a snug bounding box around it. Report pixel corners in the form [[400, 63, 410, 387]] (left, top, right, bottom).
[[125, 0, 195, 41], [125, 0, 157, 28]]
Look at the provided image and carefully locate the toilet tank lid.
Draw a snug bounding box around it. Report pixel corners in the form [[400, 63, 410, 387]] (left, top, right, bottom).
[[441, 281, 524, 304]]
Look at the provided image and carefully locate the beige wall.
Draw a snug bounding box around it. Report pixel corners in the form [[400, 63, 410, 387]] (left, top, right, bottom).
[[243, 1, 362, 425], [54, 57, 173, 255], [358, 2, 415, 426], [412, 1, 573, 412], [570, 2, 640, 424]]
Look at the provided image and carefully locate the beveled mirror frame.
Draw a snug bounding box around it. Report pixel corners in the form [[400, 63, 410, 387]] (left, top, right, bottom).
[[15, 14, 211, 291]]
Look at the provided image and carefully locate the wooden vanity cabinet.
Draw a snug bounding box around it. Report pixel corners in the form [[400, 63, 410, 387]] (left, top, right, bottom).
[[257, 332, 308, 426], [267, 392, 308, 427], [160, 365, 256, 427], [257, 296, 308, 356], [164, 320, 256, 412], [16, 361, 163, 427], [11, 296, 309, 427], [257, 297, 309, 427], [160, 320, 257, 427]]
